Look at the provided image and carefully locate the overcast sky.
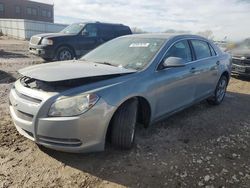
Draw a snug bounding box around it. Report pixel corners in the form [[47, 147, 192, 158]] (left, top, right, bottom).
[[34, 0, 250, 41]]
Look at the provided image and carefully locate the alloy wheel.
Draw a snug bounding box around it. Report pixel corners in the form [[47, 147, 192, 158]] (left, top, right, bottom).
[[216, 78, 227, 102], [59, 50, 72, 60]]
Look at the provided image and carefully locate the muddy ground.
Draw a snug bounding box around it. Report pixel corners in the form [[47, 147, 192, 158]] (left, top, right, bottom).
[[0, 36, 250, 188]]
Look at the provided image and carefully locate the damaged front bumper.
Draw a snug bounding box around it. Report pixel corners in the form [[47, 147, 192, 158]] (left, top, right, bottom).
[[9, 79, 116, 153], [29, 44, 55, 59]]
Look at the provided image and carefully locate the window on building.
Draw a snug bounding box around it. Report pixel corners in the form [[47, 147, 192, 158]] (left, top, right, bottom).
[[15, 6, 21, 14], [0, 3, 4, 13], [42, 9, 52, 18], [27, 7, 32, 15], [47, 10, 52, 18], [42, 9, 47, 17], [32, 8, 37, 16]]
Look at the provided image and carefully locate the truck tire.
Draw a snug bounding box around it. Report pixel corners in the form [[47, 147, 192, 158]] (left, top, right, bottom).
[[56, 46, 74, 61], [42, 57, 53, 62], [111, 99, 138, 149], [207, 75, 228, 105]]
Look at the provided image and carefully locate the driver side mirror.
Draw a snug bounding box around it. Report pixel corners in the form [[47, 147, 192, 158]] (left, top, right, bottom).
[[81, 31, 89, 36], [162, 57, 186, 69]]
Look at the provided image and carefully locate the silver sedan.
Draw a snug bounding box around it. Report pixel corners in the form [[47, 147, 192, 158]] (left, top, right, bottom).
[[9, 34, 232, 153]]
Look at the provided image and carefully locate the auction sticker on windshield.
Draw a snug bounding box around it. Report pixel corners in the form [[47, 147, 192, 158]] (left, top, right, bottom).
[[129, 43, 150, 47]]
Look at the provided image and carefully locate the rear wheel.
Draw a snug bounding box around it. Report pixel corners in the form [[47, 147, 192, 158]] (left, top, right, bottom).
[[56, 46, 74, 61], [111, 99, 138, 149], [207, 75, 228, 105]]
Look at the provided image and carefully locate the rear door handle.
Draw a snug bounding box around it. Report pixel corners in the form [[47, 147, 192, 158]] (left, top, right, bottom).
[[190, 67, 196, 73], [216, 61, 220, 65]]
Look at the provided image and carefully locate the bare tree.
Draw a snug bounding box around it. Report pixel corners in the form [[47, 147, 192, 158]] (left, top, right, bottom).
[[164, 29, 190, 34], [131, 27, 146, 34]]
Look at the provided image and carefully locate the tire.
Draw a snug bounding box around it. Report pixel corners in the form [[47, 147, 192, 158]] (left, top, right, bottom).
[[111, 99, 138, 149], [56, 46, 74, 61], [42, 57, 53, 62], [207, 75, 228, 105]]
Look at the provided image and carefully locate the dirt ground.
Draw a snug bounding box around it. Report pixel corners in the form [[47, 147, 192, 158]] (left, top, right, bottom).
[[0, 36, 250, 188]]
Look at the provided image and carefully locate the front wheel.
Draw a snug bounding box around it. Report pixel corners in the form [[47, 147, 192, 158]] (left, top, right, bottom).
[[56, 46, 74, 61], [207, 75, 228, 105], [111, 99, 138, 149], [42, 57, 53, 62]]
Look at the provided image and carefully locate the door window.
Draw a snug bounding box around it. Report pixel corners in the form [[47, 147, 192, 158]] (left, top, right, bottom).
[[191, 40, 212, 59], [84, 25, 98, 37], [164, 40, 192, 62], [99, 25, 115, 40]]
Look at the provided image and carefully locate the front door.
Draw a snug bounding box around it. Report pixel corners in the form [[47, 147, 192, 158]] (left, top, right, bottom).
[[152, 40, 197, 119], [76, 24, 101, 56]]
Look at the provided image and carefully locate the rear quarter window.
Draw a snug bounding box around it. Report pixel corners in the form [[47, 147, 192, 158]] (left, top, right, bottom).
[[115, 26, 131, 36], [209, 44, 217, 56], [191, 40, 212, 60]]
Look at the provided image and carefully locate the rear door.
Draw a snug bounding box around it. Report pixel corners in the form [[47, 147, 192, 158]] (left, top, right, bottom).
[[190, 40, 219, 100], [98, 24, 116, 43]]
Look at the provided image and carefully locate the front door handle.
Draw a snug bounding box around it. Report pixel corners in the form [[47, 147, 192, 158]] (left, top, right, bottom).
[[190, 67, 196, 73]]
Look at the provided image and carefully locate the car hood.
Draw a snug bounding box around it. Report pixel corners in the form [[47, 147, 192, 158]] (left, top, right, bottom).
[[18, 60, 136, 82], [231, 48, 250, 57], [34, 32, 73, 39]]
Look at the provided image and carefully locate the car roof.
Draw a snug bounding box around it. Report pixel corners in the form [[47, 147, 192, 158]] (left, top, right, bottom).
[[122, 33, 209, 41], [74, 22, 128, 26]]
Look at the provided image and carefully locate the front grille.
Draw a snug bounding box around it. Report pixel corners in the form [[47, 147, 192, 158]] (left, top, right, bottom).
[[30, 36, 41, 45], [232, 58, 250, 66], [232, 58, 242, 65], [245, 59, 250, 64], [13, 107, 33, 122], [15, 89, 42, 104]]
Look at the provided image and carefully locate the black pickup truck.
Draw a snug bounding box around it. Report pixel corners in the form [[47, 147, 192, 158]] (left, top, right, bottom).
[[29, 22, 132, 61]]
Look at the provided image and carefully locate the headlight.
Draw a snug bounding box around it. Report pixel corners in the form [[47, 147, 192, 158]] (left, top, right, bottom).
[[48, 93, 99, 117], [41, 38, 53, 45]]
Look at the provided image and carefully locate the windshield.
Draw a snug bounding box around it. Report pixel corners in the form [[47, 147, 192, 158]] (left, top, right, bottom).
[[60, 23, 85, 34], [81, 37, 166, 70]]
